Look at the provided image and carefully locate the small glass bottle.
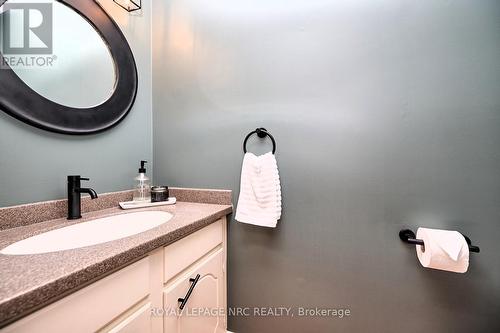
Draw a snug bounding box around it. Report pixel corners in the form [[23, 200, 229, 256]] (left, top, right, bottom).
[[133, 160, 151, 202]]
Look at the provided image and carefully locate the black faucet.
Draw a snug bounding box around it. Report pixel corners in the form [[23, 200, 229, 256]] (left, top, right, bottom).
[[67, 175, 98, 220]]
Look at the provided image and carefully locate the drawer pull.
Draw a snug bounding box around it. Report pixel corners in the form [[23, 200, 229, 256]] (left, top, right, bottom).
[[178, 274, 201, 310]]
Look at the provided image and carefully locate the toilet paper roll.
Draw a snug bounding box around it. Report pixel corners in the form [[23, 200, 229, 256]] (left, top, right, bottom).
[[416, 227, 469, 273]]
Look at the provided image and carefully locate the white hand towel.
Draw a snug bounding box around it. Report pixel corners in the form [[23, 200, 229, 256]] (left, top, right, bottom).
[[235, 152, 282, 227]]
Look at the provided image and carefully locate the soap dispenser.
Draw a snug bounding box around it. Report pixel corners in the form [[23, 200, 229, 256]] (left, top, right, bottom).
[[133, 160, 151, 202]]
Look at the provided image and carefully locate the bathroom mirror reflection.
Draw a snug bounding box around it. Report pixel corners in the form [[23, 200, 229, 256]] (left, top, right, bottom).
[[0, 0, 116, 108]]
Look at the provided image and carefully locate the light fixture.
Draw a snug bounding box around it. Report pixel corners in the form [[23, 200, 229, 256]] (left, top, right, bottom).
[[113, 0, 141, 12]]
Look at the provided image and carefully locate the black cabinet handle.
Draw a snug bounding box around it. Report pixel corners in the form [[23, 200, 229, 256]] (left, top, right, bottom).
[[178, 274, 201, 310]]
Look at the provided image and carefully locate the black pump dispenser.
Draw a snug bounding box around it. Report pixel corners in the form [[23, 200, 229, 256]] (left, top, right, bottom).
[[139, 160, 147, 173], [133, 160, 151, 201]]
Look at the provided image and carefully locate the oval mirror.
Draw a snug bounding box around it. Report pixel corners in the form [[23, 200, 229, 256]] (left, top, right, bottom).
[[0, 0, 137, 134], [3, 0, 116, 108]]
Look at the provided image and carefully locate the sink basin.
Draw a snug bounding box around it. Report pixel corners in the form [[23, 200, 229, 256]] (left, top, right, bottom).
[[1, 211, 173, 255]]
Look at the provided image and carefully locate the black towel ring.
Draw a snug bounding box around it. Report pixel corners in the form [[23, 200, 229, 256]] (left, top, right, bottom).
[[243, 128, 276, 154]]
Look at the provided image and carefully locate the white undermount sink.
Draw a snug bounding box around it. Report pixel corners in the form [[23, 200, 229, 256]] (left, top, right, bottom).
[[0, 211, 173, 255]]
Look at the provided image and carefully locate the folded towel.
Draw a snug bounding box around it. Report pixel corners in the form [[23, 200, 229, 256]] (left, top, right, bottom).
[[235, 152, 282, 227]]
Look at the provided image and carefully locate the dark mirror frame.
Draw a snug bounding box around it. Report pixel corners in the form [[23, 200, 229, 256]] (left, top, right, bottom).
[[0, 0, 138, 135]]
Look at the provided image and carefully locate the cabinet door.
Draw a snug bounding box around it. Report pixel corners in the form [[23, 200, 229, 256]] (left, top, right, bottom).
[[164, 249, 225, 333], [2, 258, 151, 333], [106, 303, 151, 333]]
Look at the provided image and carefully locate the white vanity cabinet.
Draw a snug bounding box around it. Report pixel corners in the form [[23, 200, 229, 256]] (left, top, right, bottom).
[[1, 218, 227, 333]]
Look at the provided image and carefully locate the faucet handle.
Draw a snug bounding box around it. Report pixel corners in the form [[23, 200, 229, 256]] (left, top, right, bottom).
[[67, 175, 90, 183]]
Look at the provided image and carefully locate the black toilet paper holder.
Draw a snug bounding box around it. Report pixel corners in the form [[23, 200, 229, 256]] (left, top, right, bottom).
[[399, 229, 480, 253]]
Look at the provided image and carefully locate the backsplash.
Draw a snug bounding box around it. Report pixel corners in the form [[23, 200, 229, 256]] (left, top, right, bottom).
[[0, 190, 134, 230], [0, 188, 232, 230]]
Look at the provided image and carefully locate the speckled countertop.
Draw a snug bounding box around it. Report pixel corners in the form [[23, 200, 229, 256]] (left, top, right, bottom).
[[0, 192, 232, 327]]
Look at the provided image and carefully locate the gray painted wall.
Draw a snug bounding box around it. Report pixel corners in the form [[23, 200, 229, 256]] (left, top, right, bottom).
[[0, 0, 153, 207], [152, 0, 500, 332]]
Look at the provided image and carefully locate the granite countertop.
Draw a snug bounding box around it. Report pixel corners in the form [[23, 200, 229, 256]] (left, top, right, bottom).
[[0, 198, 232, 327]]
